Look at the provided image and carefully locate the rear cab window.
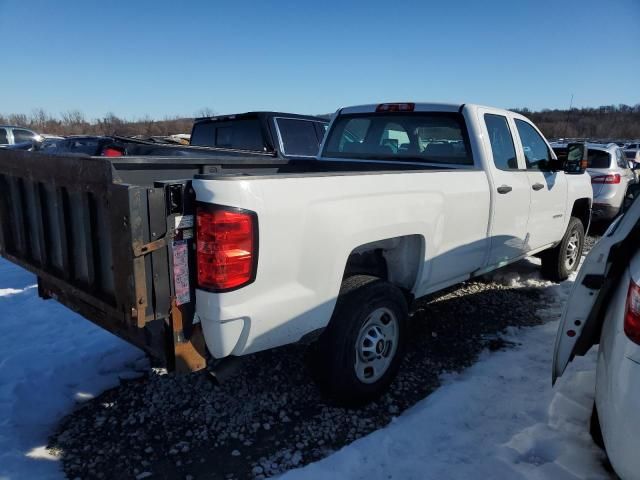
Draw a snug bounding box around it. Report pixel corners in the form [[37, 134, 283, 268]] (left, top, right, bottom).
[[322, 112, 473, 165], [0, 128, 7, 144], [275, 118, 325, 157], [191, 118, 266, 151]]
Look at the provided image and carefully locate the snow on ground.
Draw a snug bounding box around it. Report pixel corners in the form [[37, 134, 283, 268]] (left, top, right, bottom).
[[284, 261, 610, 480], [0, 259, 145, 479], [0, 255, 609, 479]]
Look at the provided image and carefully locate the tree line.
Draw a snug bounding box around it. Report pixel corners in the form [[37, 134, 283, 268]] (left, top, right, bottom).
[[0, 109, 198, 137], [512, 104, 640, 140], [2, 104, 640, 140]]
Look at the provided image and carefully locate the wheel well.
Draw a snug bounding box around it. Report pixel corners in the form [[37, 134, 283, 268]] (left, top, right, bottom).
[[343, 235, 423, 297], [571, 198, 591, 233]]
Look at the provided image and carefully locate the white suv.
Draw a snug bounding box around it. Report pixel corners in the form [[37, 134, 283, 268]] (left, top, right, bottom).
[[553, 142, 635, 222]]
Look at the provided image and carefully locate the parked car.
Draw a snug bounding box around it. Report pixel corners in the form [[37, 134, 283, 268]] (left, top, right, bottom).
[[0, 126, 41, 146], [553, 185, 640, 480], [0, 102, 592, 405], [554, 142, 635, 222]]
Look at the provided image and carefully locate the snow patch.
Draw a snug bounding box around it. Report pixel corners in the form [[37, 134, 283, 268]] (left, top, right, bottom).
[[0, 259, 146, 479], [284, 261, 608, 480]]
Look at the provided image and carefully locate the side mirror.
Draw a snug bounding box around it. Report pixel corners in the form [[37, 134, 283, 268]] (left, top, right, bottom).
[[564, 142, 588, 174], [546, 158, 563, 171]]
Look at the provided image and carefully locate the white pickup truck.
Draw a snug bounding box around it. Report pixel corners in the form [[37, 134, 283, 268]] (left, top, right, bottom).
[[192, 102, 592, 403], [0, 102, 592, 405]]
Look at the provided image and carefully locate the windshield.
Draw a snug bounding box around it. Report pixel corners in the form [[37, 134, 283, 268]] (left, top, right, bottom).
[[323, 113, 473, 165]]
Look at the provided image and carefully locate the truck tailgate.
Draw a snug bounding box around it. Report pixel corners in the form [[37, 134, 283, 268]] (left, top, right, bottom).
[[0, 150, 206, 371]]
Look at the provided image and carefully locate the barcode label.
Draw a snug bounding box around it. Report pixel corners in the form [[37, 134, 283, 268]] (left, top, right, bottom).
[[173, 240, 191, 306]]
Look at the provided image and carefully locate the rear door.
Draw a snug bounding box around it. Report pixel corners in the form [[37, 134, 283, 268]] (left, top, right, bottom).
[[513, 118, 568, 250], [478, 108, 531, 265]]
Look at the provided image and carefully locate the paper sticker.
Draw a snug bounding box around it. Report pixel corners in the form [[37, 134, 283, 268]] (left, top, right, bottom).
[[173, 240, 191, 306], [175, 215, 194, 230]]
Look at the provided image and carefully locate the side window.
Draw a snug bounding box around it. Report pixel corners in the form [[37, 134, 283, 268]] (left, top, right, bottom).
[[484, 114, 518, 170], [514, 119, 551, 170], [276, 118, 321, 157], [12, 129, 35, 143], [0, 128, 7, 144], [616, 149, 629, 168]]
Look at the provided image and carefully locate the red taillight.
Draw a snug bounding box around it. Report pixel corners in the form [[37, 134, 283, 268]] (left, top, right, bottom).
[[102, 147, 124, 157], [196, 205, 257, 291], [625, 280, 640, 345], [591, 173, 621, 184], [376, 103, 415, 112]]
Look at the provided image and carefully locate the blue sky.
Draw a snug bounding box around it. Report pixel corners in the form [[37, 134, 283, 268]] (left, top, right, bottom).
[[0, 0, 638, 119]]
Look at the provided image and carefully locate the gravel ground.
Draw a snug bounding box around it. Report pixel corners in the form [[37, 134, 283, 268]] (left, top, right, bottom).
[[48, 236, 600, 480]]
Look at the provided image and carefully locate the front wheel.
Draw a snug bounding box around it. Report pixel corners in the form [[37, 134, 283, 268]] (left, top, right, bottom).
[[541, 216, 585, 281], [309, 275, 408, 406]]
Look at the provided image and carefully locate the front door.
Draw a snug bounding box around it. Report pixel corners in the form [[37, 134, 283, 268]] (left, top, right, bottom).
[[513, 118, 568, 251]]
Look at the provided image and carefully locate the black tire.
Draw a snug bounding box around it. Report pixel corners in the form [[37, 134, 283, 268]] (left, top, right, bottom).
[[590, 404, 605, 450], [310, 275, 408, 406], [541, 216, 585, 282]]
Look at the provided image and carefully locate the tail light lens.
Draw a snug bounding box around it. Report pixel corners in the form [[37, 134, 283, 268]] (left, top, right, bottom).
[[591, 174, 621, 184], [196, 205, 257, 291], [625, 279, 640, 345], [102, 147, 124, 157]]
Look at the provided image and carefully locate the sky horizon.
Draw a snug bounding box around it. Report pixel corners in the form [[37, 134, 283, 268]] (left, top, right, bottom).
[[1, 0, 639, 120]]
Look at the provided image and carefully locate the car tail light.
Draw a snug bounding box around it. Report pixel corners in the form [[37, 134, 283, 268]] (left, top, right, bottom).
[[196, 205, 257, 291], [625, 279, 640, 345], [376, 103, 415, 112], [102, 147, 124, 157], [591, 174, 621, 184]]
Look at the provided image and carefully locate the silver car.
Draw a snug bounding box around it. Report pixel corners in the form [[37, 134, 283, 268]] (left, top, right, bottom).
[[0, 125, 41, 147], [585, 143, 636, 221]]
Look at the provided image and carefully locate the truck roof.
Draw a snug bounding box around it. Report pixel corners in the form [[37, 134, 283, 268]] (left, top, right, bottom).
[[337, 103, 520, 116], [194, 111, 328, 123]]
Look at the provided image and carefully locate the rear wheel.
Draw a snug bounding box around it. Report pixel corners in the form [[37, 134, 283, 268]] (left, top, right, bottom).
[[310, 275, 408, 406], [541, 216, 585, 281]]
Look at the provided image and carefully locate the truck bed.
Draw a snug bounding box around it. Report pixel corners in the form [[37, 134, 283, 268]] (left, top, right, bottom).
[[0, 149, 436, 371]]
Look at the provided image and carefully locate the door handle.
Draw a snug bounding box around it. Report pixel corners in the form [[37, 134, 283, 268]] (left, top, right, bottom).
[[497, 185, 512, 194], [532, 183, 545, 191]]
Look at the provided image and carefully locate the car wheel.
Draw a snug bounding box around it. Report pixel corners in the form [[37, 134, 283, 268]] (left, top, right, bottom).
[[310, 275, 408, 406], [541, 216, 585, 281]]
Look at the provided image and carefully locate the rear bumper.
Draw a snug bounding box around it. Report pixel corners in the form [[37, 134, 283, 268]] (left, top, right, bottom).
[[591, 203, 620, 221]]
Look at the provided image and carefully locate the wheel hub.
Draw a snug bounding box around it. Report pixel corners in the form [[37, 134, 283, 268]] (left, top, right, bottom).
[[354, 307, 399, 384], [565, 229, 581, 270]]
